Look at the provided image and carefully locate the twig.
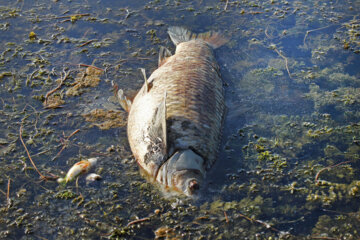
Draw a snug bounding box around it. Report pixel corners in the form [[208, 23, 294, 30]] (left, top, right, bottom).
[[60, 19, 71, 23], [238, 213, 279, 232], [44, 69, 71, 105], [19, 124, 47, 180], [265, 26, 272, 39], [224, 0, 229, 10], [6, 178, 10, 204], [54, 13, 90, 19], [76, 177, 79, 194], [127, 217, 150, 227], [303, 25, 332, 46], [238, 212, 255, 222], [22, 104, 40, 137], [67, 129, 80, 139], [0, 97, 5, 109], [224, 211, 229, 223], [52, 129, 80, 161], [34, 235, 49, 240], [27, 69, 39, 84], [124, 9, 131, 20], [310, 237, 339, 240], [315, 161, 351, 183], [136, 57, 151, 60], [78, 64, 104, 71], [78, 39, 98, 48], [274, 48, 292, 79]]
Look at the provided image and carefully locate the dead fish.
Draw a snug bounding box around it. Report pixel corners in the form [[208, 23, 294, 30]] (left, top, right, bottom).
[[86, 173, 101, 182], [118, 27, 227, 197], [57, 157, 98, 183]]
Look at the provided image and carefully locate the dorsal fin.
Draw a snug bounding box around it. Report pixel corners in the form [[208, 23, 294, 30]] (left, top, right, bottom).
[[168, 26, 228, 49], [158, 46, 172, 67], [140, 68, 149, 92], [117, 89, 132, 112]]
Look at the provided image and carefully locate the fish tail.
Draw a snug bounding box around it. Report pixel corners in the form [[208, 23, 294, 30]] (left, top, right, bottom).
[[168, 26, 228, 49]]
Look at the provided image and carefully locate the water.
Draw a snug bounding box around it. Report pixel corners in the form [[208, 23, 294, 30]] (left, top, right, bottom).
[[0, 0, 359, 239]]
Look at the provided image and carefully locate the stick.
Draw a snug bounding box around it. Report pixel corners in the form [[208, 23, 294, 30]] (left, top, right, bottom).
[[19, 124, 47, 180], [34, 235, 49, 240], [238, 213, 279, 232], [265, 26, 272, 39], [52, 129, 80, 161], [74, 63, 105, 71], [224, 0, 229, 10], [22, 104, 40, 136], [315, 161, 351, 183], [76, 177, 79, 194], [44, 69, 71, 105], [6, 178, 10, 204], [303, 25, 332, 46], [274, 48, 292, 79], [224, 211, 229, 223], [127, 217, 150, 227], [54, 13, 90, 19], [78, 39, 98, 48], [27, 69, 39, 84], [67, 129, 80, 139], [310, 237, 339, 240]]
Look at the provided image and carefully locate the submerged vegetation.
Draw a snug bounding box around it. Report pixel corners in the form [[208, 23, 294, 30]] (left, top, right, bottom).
[[0, 0, 359, 239]]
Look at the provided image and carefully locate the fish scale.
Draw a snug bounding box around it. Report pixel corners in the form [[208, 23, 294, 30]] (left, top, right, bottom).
[[154, 41, 224, 167]]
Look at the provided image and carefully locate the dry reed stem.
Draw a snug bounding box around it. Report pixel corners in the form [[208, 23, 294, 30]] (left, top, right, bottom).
[[303, 25, 332, 47], [315, 161, 351, 183], [310, 236, 339, 240], [274, 48, 292, 79], [44, 69, 71, 105], [78, 64, 104, 71], [224, 211, 229, 223], [238, 212, 280, 232], [224, 0, 229, 10], [127, 217, 150, 227], [19, 124, 47, 180], [54, 13, 90, 19], [6, 178, 10, 203], [78, 39, 98, 48], [52, 129, 80, 161]]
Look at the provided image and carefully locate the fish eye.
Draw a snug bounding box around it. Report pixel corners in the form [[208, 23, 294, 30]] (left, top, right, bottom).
[[188, 179, 200, 193]]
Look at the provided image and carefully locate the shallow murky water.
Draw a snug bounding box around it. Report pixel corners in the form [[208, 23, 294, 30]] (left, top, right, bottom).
[[1, 0, 360, 239]]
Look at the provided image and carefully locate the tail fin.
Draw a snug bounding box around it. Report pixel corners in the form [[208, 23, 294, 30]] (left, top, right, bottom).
[[168, 26, 228, 49]]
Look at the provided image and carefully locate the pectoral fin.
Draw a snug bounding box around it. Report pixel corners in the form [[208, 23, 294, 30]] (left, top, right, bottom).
[[140, 68, 149, 92], [117, 89, 132, 112], [150, 92, 167, 155], [144, 92, 167, 169], [158, 46, 172, 67]]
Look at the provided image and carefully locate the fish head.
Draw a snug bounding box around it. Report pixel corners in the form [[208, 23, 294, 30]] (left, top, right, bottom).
[[156, 149, 205, 197]]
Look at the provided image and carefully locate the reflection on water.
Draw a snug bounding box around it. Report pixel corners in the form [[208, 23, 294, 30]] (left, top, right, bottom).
[[0, 0, 359, 239]]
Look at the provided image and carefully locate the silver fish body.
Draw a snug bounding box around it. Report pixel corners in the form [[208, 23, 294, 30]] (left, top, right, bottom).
[[123, 27, 227, 196]]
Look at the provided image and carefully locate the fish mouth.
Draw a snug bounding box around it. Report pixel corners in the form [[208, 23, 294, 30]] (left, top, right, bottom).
[[155, 149, 205, 196]]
